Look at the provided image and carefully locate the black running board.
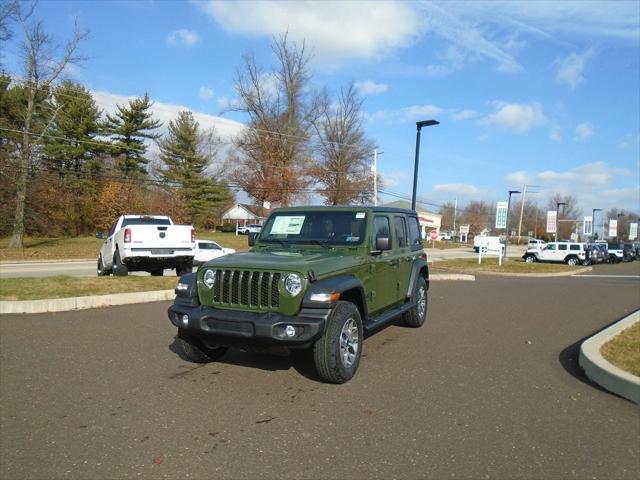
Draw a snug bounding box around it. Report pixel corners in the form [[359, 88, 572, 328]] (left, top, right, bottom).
[[364, 302, 415, 333]]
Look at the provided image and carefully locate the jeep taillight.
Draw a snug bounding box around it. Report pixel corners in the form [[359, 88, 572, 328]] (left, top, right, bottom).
[[191, 228, 196, 243], [124, 228, 131, 243], [422, 253, 427, 261]]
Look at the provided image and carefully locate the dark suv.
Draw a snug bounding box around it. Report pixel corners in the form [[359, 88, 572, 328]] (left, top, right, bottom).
[[167, 206, 429, 383]]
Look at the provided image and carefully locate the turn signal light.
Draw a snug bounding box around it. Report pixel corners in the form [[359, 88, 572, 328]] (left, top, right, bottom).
[[124, 228, 131, 243]]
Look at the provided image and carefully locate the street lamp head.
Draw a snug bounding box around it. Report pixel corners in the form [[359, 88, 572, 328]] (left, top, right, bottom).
[[593, 208, 601, 212], [416, 119, 439, 130], [508, 190, 521, 195], [557, 202, 567, 208]]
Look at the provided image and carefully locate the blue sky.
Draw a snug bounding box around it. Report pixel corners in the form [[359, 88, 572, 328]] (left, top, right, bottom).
[[4, 0, 640, 214]]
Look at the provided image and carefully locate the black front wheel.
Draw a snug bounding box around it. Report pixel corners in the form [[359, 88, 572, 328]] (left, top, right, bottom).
[[524, 254, 536, 264], [176, 262, 193, 277], [113, 250, 128, 276], [177, 329, 228, 363], [97, 255, 109, 276], [313, 301, 363, 384]]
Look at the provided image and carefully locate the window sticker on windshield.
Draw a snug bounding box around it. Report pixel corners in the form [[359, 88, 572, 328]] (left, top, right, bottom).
[[355, 212, 365, 219], [345, 236, 360, 242], [271, 216, 305, 235]]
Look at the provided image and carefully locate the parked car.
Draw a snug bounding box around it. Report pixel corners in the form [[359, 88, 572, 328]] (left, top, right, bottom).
[[193, 240, 236, 266], [473, 235, 503, 253], [588, 243, 607, 264], [523, 241, 590, 266], [622, 243, 636, 262], [436, 231, 452, 241], [606, 242, 625, 263], [97, 215, 195, 277], [527, 238, 546, 249], [237, 224, 262, 235]]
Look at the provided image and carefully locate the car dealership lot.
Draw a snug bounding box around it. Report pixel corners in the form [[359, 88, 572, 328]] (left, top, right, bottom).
[[1, 271, 639, 479]]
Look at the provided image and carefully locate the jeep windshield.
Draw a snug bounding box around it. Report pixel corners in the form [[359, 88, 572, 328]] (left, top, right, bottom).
[[258, 211, 367, 246]]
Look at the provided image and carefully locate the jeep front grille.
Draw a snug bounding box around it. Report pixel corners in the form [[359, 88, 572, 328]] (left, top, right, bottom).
[[212, 270, 281, 309]]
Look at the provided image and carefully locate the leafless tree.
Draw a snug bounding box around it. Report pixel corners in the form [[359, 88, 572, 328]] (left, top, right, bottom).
[[311, 82, 377, 205], [229, 33, 322, 207], [546, 193, 582, 240], [7, 4, 87, 248], [459, 200, 491, 236]]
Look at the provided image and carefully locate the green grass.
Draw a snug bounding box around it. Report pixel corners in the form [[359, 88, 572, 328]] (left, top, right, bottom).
[[423, 240, 469, 250], [0, 275, 179, 301], [431, 257, 580, 273], [601, 321, 640, 377], [0, 232, 250, 262]]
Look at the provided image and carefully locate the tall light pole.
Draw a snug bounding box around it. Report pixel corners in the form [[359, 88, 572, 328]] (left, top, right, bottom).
[[592, 208, 601, 241], [411, 120, 439, 210], [504, 190, 521, 259], [616, 213, 624, 242], [517, 184, 541, 243], [555, 202, 567, 242]]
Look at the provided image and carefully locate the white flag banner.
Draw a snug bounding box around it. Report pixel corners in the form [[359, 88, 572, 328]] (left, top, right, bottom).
[[583, 216, 593, 235], [629, 223, 638, 241], [495, 202, 508, 229], [609, 219, 618, 237], [546, 211, 557, 233]]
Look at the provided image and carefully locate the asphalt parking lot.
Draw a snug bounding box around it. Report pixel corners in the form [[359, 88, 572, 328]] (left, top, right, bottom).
[[1, 264, 639, 479]]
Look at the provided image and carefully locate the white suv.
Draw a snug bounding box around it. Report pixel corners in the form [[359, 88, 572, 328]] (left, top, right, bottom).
[[523, 242, 588, 266]]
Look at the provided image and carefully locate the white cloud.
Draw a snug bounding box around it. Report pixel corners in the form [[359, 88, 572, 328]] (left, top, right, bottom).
[[365, 104, 443, 125], [433, 183, 481, 196], [480, 101, 546, 133], [505, 170, 531, 185], [549, 123, 562, 142], [354, 80, 388, 95], [92, 90, 244, 142], [554, 48, 595, 89], [167, 29, 201, 47], [600, 186, 640, 205], [199, 86, 214, 101], [618, 133, 640, 150], [451, 109, 479, 121], [507, 162, 628, 189], [198, 1, 421, 63], [574, 122, 594, 141]]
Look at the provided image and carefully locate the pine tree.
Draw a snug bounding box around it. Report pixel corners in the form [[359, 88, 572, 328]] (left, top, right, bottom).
[[158, 110, 229, 226], [43, 80, 107, 173], [106, 92, 161, 176]]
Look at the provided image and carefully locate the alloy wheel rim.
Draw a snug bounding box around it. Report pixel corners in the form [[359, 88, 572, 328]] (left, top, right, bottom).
[[340, 318, 359, 368], [417, 285, 426, 318]]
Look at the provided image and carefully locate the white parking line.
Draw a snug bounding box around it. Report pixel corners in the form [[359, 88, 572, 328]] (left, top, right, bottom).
[[575, 275, 640, 278]]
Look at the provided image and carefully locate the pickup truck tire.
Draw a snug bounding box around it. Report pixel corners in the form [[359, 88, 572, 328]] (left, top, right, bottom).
[[313, 301, 363, 384], [176, 262, 193, 277], [150, 268, 164, 276], [177, 329, 228, 363], [97, 255, 109, 276], [403, 276, 428, 328], [565, 256, 579, 266], [113, 250, 128, 276], [524, 254, 536, 263]]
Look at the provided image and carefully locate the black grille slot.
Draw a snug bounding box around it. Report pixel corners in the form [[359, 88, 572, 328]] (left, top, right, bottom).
[[222, 270, 231, 303], [240, 271, 250, 305], [250, 272, 260, 306], [271, 273, 281, 307], [260, 272, 271, 307], [213, 270, 222, 301], [231, 270, 240, 304]]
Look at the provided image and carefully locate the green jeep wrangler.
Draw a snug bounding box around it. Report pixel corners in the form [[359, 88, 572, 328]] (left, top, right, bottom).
[[167, 206, 429, 383]]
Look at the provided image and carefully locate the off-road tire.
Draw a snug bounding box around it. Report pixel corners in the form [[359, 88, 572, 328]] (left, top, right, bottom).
[[566, 256, 579, 266], [403, 276, 428, 328], [313, 301, 363, 384], [524, 254, 536, 264], [113, 249, 128, 276], [177, 329, 228, 363], [609, 255, 618, 264], [97, 255, 109, 276]]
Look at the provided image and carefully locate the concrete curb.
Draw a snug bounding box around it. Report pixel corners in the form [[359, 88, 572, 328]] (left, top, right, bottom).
[[0, 259, 94, 265], [430, 274, 475, 281], [432, 267, 591, 278], [578, 310, 640, 404], [0, 290, 175, 315]]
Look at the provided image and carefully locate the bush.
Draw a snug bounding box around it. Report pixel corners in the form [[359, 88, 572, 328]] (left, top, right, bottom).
[[221, 223, 237, 233]]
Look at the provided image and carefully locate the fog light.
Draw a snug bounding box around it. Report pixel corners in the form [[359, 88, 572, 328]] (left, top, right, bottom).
[[181, 314, 189, 326], [285, 325, 296, 337]]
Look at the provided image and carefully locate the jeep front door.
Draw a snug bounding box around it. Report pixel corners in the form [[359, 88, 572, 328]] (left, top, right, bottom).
[[367, 215, 396, 315]]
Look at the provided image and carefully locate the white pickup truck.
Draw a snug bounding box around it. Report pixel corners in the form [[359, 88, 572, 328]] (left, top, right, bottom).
[[97, 215, 195, 277]]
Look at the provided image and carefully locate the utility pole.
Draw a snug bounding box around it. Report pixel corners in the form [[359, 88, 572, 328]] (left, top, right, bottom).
[[555, 202, 567, 242], [517, 184, 541, 243], [453, 197, 457, 235]]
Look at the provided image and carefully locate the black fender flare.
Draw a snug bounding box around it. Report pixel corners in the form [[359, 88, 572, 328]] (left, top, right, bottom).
[[302, 275, 368, 323], [406, 258, 429, 298]]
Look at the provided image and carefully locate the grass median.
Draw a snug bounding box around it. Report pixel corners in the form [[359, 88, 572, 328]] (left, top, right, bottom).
[[431, 257, 580, 274], [0, 232, 250, 262], [601, 321, 640, 377], [0, 275, 179, 301]]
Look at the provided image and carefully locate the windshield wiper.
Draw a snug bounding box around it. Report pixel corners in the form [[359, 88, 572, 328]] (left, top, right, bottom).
[[304, 240, 331, 249]]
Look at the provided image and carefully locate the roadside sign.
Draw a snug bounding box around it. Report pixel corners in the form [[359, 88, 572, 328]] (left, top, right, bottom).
[[630, 223, 638, 240], [583, 216, 593, 235], [429, 230, 438, 240], [459, 225, 470, 235], [546, 211, 557, 233], [495, 202, 508, 229], [609, 219, 618, 237]]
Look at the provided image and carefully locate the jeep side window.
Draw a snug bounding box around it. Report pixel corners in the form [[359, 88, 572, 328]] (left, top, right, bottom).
[[372, 216, 391, 248], [558, 244, 568, 251], [394, 216, 408, 248], [546, 244, 556, 251], [570, 244, 580, 251], [407, 216, 422, 250]]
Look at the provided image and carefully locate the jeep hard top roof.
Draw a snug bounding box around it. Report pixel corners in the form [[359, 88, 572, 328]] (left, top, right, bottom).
[[269, 205, 417, 215]]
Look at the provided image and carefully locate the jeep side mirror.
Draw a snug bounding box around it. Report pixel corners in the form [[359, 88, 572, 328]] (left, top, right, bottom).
[[375, 235, 390, 251], [248, 232, 257, 247]]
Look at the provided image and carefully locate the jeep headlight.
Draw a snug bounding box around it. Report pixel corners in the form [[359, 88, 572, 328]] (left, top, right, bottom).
[[284, 273, 302, 296], [203, 269, 216, 289]]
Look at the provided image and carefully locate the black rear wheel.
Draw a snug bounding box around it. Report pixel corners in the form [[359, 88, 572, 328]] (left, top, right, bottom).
[[404, 276, 428, 327], [113, 250, 128, 276]]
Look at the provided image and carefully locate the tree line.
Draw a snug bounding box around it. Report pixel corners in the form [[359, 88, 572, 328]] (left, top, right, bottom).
[[0, 4, 378, 247]]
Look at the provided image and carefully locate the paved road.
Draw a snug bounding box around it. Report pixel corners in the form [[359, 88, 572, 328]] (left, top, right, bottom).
[[1, 266, 639, 479], [0, 246, 529, 278]]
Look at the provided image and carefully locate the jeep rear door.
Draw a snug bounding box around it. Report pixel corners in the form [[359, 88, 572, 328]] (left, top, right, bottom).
[[393, 215, 412, 301]]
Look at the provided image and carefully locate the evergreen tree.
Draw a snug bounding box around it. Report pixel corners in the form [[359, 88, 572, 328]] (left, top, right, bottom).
[[158, 110, 229, 226], [43, 80, 107, 173], [106, 92, 161, 176]]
